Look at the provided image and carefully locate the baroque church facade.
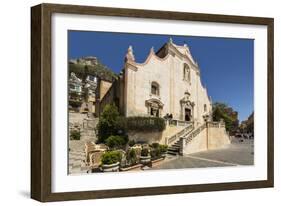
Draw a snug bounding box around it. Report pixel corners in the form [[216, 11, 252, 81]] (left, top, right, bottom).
[[98, 38, 212, 125]]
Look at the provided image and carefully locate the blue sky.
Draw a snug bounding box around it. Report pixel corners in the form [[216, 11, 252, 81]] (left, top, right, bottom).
[[68, 31, 254, 122]]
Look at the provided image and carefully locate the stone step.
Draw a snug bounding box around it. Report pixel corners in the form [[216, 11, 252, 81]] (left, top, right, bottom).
[[69, 151, 86, 155], [69, 155, 85, 158], [69, 165, 90, 174], [167, 150, 178, 156], [171, 144, 180, 148], [70, 164, 82, 169], [69, 154, 85, 158], [168, 142, 179, 146], [168, 147, 180, 152]]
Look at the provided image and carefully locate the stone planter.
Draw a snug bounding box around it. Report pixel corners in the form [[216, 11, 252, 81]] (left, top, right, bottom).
[[102, 162, 120, 172], [161, 152, 168, 158], [140, 155, 151, 164]]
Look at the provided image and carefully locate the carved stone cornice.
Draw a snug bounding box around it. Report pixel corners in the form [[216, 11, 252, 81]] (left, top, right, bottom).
[[145, 98, 164, 109], [125, 62, 138, 71]]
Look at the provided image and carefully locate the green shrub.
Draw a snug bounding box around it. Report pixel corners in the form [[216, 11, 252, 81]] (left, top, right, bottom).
[[150, 147, 161, 159], [150, 144, 167, 158], [126, 116, 166, 132], [128, 140, 135, 147], [126, 148, 137, 165], [101, 151, 122, 165], [141, 148, 149, 156], [151, 142, 159, 148], [159, 144, 168, 154], [70, 130, 80, 140], [96, 104, 127, 143], [115, 116, 128, 135], [105, 135, 128, 149]]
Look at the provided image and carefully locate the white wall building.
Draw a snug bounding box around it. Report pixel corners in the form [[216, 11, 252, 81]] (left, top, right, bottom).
[[99, 38, 212, 125]]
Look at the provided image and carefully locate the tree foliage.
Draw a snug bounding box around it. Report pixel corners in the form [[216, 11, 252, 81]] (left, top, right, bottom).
[[97, 104, 167, 144], [96, 104, 126, 143], [212, 102, 239, 133], [105, 135, 128, 149]]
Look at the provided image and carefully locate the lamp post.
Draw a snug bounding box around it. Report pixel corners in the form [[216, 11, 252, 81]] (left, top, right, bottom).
[[203, 114, 209, 150]]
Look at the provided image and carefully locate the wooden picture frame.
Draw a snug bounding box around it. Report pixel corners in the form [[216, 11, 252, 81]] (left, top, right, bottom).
[[31, 3, 274, 202]]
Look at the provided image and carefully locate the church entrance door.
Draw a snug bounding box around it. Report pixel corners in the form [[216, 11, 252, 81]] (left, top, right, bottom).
[[150, 107, 159, 117], [185, 108, 191, 121]]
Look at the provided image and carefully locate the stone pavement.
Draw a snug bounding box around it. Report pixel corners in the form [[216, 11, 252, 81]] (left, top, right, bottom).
[[150, 138, 254, 170]]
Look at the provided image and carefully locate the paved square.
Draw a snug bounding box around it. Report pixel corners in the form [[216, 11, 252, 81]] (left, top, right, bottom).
[[151, 139, 254, 170]]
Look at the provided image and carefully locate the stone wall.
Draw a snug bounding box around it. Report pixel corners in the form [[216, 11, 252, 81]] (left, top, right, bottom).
[[207, 125, 231, 149], [69, 112, 88, 124], [181, 126, 208, 154], [182, 123, 230, 155], [99, 80, 112, 100], [127, 131, 165, 145]]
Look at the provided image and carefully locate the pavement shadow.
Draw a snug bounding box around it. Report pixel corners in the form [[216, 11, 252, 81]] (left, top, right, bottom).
[[18, 190, 30, 198]]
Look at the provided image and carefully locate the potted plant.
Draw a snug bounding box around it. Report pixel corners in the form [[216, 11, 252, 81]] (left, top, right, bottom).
[[101, 151, 122, 172], [140, 148, 151, 164], [159, 144, 168, 157], [126, 148, 137, 166], [128, 139, 135, 147]]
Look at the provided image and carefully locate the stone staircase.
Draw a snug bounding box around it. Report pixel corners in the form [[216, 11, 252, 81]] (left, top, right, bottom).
[[69, 150, 91, 174], [166, 122, 194, 156], [167, 121, 229, 156], [167, 122, 209, 156], [167, 140, 181, 155]]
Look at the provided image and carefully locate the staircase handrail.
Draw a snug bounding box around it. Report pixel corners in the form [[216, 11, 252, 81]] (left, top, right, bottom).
[[166, 122, 194, 145], [181, 123, 207, 145]]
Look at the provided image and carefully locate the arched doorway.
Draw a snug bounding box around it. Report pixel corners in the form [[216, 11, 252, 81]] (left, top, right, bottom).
[[180, 91, 195, 122], [185, 108, 192, 121]]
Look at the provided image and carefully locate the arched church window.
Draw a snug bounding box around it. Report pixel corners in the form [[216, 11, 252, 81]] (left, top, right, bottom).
[[204, 104, 207, 112], [151, 82, 160, 96]]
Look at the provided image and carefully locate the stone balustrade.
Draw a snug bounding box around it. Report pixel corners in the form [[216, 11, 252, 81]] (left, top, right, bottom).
[[165, 122, 194, 145], [168, 119, 193, 127]]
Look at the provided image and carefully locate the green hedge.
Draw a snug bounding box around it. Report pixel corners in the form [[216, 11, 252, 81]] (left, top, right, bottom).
[[126, 116, 166, 132]]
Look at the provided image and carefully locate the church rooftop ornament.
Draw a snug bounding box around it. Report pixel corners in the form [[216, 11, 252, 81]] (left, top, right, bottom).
[[125, 45, 135, 63]]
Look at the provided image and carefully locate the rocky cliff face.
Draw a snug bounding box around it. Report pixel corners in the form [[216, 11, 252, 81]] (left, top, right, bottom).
[[69, 57, 117, 82]]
